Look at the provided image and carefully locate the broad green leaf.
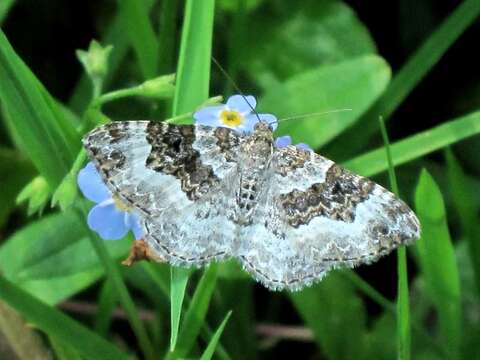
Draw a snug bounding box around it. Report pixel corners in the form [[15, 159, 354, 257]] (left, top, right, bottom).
[[330, 0, 480, 159], [199, 311, 232, 360], [446, 149, 480, 298], [248, 0, 376, 88], [290, 273, 367, 359], [0, 210, 129, 281], [0, 30, 80, 187], [415, 169, 461, 358], [260, 55, 390, 149], [170, 0, 216, 351], [49, 336, 83, 360], [168, 264, 218, 359], [0, 276, 131, 360], [344, 111, 480, 177], [117, 0, 158, 79]]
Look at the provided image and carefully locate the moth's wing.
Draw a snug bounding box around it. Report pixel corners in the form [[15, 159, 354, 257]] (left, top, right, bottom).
[[83, 121, 241, 264], [238, 146, 420, 291]]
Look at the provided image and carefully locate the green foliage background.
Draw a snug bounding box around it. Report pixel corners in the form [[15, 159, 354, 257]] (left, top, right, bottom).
[[1, 0, 480, 359]]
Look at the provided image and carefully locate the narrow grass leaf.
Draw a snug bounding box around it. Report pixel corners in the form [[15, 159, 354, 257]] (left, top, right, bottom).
[[332, 0, 480, 158], [415, 169, 461, 358], [260, 55, 390, 149], [49, 336, 83, 360], [0, 30, 79, 187], [168, 264, 219, 359], [94, 278, 118, 336], [117, 0, 158, 79], [0, 276, 131, 360], [172, 0, 215, 117], [170, 267, 189, 351], [379, 118, 411, 360], [169, 0, 216, 351], [200, 311, 232, 360], [446, 149, 480, 298], [344, 110, 480, 177]]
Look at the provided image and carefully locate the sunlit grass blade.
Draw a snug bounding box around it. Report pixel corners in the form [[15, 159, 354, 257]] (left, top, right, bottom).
[[200, 311, 232, 360], [172, 0, 215, 117], [379, 117, 411, 360], [0, 276, 131, 360], [332, 0, 480, 158], [117, 0, 158, 79], [415, 169, 461, 358], [168, 264, 218, 358], [169, 0, 215, 351], [0, 30, 80, 187], [170, 267, 189, 351], [446, 149, 480, 299], [344, 110, 480, 177]]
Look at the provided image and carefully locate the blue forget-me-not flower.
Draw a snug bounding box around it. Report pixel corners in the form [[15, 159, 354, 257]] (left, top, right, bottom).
[[77, 162, 143, 240], [274, 135, 312, 151], [194, 94, 278, 133]]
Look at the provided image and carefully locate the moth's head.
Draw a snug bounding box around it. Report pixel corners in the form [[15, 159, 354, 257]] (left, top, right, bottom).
[[253, 121, 274, 134], [245, 121, 274, 152]]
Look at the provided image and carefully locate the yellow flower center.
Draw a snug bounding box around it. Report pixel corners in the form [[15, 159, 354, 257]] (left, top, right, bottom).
[[113, 195, 130, 212], [220, 109, 243, 127]]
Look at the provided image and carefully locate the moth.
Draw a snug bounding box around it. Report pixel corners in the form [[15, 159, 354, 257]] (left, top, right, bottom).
[[83, 120, 420, 291]]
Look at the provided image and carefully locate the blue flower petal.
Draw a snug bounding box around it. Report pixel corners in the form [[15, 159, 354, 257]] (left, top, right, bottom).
[[87, 202, 129, 240], [226, 95, 256, 113], [296, 142, 312, 151], [77, 162, 111, 203], [193, 105, 225, 127], [242, 113, 262, 134], [275, 135, 292, 148], [259, 113, 278, 131], [126, 212, 144, 240]]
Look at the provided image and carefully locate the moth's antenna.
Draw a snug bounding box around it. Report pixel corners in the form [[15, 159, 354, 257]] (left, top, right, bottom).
[[211, 56, 261, 122], [277, 109, 353, 123]]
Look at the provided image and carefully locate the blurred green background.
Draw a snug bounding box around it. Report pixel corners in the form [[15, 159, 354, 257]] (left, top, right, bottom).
[[1, 0, 480, 359]]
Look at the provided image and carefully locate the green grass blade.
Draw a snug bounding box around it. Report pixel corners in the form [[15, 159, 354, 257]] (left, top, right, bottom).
[[94, 278, 118, 336], [172, 0, 215, 117], [415, 169, 461, 358], [168, 264, 218, 358], [332, 0, 480, 157], [200, 311, 232, 360], [49, 336, 83, 360], [0, 30, 80, 187], [170, 267, 190, 351], [117, 0, 158, 79], [260, 55, 390, 149], [169, 0, 215, 351], [379, 118, 411, 360], [0, 276, 131, 360], [446, 150, 480, 298], [344, 110, 480, 176]]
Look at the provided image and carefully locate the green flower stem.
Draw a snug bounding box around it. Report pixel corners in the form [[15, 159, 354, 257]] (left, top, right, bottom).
[[75, 204, 155, 360], [93, 87, 142, 107]]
